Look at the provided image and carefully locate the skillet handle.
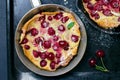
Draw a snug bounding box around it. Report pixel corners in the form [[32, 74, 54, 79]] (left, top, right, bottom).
[[30, 0, 41, 8]]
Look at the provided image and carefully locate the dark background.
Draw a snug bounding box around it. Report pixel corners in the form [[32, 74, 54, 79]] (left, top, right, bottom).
[[0, 0, 7, 80], [0, 0, 120, 80]]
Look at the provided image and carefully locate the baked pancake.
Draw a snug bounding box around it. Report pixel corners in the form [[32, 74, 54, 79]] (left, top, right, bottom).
[[83, 0, 120, 29], [19, 11, 81, 71]]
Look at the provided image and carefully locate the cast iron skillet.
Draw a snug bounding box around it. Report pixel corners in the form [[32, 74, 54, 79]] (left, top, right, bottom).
[[15, 0, 87, 76], [76, 0, 120, 34]]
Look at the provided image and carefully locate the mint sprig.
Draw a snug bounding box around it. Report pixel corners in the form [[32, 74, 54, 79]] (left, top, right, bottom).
[[95, 65, 109, 72], [67, 22, 75, 30]]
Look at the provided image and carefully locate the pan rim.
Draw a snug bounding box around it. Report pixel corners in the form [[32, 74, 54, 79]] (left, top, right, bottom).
[[15, 4, 87, 76]]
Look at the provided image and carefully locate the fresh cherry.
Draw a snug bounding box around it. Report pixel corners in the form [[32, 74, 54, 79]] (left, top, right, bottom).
[[40, 60, 47, 67], [89, 58, 96, 67], [96, 50, 105, 58]]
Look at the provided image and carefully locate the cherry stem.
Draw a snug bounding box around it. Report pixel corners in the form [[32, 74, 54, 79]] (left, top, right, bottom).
[[100, 57, 109, 72]]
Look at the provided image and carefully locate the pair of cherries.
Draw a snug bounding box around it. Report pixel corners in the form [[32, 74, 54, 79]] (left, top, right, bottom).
[[89, 50, 109, 72]]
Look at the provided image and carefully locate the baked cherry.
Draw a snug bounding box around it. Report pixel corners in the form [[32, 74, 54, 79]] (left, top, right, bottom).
[[50, 61, 56, 69], [94, 13, 100, 19], [83, 0, 89, 3], [71, 35, 79, 42], [102, 0, 111, 5], [61, 16, 69, 23], [48, 27, 55, 36], [102, 9, 112, 16], [110, 1, 119, 8], [39, 52, 47, 59], [52, 43, 59, 51], [59, 40, 69, 50], [34, 37, 42, 44], [43, 40, 51, 49], [56, 53, 61, 58], [48, 16, 53, 21], [24, 45, 30, 50], [94, 3, 103, 11], [19, 30, 23, 33], [89, 58, 96, 67], [56, 58, 61, 64], [87, 3, 94, 10], [53, 35, 59, 41], [53, 12, 63, 20], [96, 50, 105, 58], [33, 50, 39, 58], [63, 43, 69, 50], [41, 21, 49, 28], [90, 10, 97, 17], [39, 15, 45, 21], [58, 25, 65, 32], [47, 52, 55, 60], [118, 17, 120, 22], [30, 28, 38, 36], [40, 60, 47, 67], [59, 40, 67, 48], [21, 38, 28, 44]]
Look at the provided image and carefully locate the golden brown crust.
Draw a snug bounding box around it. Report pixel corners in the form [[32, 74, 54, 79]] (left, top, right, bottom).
[[60, 54, 73, 66], [82, 0, 120, 29], [20, 11, 81, 71]]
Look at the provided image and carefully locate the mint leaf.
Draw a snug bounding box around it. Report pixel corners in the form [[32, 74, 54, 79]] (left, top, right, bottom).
[[95, 65, 109, 72], [67, 22, 75, 30]]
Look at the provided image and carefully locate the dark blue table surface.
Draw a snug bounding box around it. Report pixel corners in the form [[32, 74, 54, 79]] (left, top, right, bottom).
[[0, 0, 7, 80], [1, 0, 120, 80]]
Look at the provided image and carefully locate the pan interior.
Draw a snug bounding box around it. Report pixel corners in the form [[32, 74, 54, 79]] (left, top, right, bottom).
[[15, 4, 87, 76]]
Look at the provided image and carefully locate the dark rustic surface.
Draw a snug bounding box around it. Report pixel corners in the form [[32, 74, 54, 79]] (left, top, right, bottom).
[[6, 0, 120, 80], [0, 0, 7, 80]]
